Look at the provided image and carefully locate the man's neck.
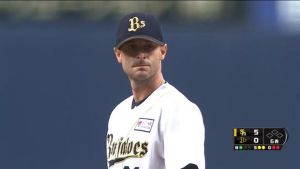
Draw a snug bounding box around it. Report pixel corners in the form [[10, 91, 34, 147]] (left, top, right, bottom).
[[130, 74, 165, 102]]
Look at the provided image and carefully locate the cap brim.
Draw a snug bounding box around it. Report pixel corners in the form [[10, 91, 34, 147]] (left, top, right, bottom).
[[116, 35, 164, 49]]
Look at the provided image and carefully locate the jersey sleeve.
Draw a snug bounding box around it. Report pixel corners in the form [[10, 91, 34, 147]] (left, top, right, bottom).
[[162, 102, 205, 169]]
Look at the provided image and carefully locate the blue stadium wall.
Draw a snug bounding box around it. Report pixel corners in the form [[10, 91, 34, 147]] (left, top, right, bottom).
[[0, 21, 299, 169]]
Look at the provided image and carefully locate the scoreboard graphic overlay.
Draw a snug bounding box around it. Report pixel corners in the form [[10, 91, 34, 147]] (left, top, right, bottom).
[[233, 128, 288, 150]]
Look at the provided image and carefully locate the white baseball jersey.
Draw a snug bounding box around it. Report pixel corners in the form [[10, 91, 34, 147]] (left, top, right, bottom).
[[106, 83, 205, 169]]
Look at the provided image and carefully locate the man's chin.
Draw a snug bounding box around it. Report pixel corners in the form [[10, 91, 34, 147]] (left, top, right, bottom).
[[130, 73, 151, 82]]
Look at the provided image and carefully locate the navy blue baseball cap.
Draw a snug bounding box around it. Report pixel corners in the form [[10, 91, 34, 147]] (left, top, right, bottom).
[[115, 12, 165, 49]]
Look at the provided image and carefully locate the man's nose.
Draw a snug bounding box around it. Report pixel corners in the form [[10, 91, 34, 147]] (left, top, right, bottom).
[[136, 52, 146, 59]]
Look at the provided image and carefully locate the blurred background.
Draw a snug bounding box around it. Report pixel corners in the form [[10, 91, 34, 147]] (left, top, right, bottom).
[[0, 1, 299, 169]]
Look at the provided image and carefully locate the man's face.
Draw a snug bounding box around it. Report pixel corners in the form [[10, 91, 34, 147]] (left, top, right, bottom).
[[114, 39, 167, 82]]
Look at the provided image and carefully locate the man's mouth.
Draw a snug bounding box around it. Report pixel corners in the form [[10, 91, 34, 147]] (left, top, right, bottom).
[[132, 64, 149, 68]]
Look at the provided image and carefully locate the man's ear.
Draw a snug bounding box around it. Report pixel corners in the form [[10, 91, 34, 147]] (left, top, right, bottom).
[[160, 44, 167, 60], [114, 47, 122, 63]]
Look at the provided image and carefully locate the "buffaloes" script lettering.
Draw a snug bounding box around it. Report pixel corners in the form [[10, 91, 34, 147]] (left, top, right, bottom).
[[107, 134, 148, 167]]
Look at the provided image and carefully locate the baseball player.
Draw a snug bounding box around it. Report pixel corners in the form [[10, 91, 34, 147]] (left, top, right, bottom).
[[106, 12, 205, 169]]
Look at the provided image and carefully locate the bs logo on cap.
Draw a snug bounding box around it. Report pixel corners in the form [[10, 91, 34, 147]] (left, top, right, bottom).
[[128, 17, 146, 32]]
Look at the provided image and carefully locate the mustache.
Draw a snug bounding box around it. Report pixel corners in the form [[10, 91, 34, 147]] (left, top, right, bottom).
[[132, 61, 150, 67]]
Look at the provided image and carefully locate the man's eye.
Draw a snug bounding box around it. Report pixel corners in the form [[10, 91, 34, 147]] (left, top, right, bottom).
[[147, 44, 153, 48], [145, 44, 154, 50], [130, 44, 137, 49]]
